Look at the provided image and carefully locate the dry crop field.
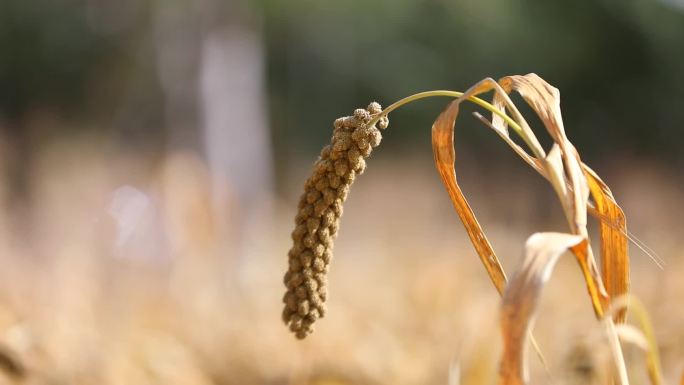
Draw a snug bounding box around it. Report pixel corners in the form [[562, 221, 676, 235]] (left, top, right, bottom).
[[0, 75, 682, 385]]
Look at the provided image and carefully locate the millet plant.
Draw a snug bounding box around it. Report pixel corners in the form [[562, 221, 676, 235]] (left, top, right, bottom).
[[281, 74, 663, 385]]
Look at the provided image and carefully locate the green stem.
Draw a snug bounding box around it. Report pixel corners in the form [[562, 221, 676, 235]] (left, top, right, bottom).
[[368, 90, 542, 159]]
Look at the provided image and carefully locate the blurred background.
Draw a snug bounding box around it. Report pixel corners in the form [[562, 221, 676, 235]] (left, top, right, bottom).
[[0, 0, 683, 384]]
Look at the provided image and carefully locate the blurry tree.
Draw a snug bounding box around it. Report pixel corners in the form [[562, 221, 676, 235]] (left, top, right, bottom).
[[1, 0, 683, 193], [0, 0, 162, 203], [258, 0, 684, 175]]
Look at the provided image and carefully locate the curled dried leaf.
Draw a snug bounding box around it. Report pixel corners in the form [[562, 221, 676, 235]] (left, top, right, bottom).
[[497, 74, 589, 235], [431, 78, 509, 294], [499, 232, 586, 385], [480, 74, 613, 318]]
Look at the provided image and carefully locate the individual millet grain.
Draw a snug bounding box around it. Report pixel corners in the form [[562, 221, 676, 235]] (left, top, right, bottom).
[[282, 102, 389, 339]]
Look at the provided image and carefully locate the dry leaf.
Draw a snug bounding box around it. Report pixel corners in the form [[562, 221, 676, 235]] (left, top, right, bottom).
[[584, 165, 630, 322], [497, 74, 589, 235], [431, 79, 509, 294], [480, 75, 631, 322], [499, 232, 586, 385], [430, 74, 635, 384], [485, 74, 611, 318]]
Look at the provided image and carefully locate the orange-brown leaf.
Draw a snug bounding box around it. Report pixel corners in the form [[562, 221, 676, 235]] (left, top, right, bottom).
[[584, 165, 629, 322], [431, 79, 508, 294]]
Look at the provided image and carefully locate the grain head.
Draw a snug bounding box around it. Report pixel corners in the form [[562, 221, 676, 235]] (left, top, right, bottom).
[[282, 102, 388, 339]]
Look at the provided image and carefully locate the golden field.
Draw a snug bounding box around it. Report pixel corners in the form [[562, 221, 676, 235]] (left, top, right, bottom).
[[0, 139, 680, 385]]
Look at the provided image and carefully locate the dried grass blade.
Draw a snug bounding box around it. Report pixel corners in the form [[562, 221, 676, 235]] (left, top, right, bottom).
[[584, 165, 630, 323], [499, 232, 587, 385], [492, 74, 611, 318], [572, 244, 609, 318], [497, 74, 589, 234], [431, 79, 508, 294]]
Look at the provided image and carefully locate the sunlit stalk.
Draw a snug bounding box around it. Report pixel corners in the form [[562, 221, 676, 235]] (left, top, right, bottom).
[[366, 90, 544, 159]]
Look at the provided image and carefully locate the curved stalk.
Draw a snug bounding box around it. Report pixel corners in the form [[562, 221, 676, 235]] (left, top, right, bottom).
[[367, 90, 544, 159]]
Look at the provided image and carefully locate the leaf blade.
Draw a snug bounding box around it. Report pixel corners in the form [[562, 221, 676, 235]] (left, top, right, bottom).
[[431, 78, 508, 294], [584, 165, 630, 323], [499, 232, 587, 385]]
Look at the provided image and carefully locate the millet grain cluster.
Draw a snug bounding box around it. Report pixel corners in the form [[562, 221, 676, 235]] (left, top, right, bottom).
[[282, 102, 389, 339]]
